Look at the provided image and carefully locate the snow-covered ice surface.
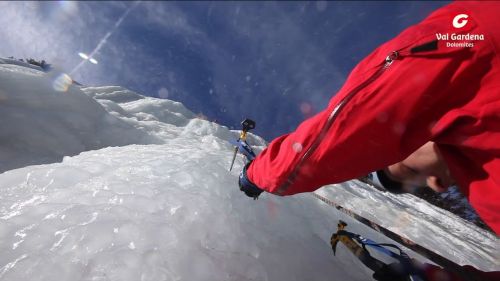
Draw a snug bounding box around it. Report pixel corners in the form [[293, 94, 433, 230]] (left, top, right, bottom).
[[0, 61, 498, 280], [0, 63, 162, 173]]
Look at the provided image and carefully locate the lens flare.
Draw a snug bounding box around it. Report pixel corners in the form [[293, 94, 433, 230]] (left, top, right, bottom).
[[158, 87, 169, 98], [52, 73, 73, 92], [71, 1, 140, 75], [78, 52, 89, 60], [300, 102, 313, 116], [78, 52, 98, 65]]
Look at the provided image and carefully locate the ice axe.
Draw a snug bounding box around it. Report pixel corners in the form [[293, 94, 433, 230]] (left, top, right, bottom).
[[229, 118, 256, 171]]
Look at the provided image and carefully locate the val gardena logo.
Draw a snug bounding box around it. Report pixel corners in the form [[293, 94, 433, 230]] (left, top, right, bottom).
[[452, 14, 469, 28], [435, 13, 485, 48]]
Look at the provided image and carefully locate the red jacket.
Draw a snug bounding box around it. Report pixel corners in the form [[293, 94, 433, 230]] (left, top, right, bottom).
[[247, 1, 500, 235]]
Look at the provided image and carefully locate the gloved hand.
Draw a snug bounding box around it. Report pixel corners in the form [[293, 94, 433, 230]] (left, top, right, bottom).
[[238, 161, 263, 199], [358, 170, 406, 194], [372, 262, 411, 281], [234, 139, 256, 161], [372, 260, 425, 281]]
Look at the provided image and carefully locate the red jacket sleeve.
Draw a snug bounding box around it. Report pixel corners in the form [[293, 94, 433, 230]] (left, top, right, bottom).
[[247, 2, 495, 196]]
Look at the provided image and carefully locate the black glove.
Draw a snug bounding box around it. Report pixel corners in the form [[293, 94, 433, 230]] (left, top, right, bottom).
[[235, 139, 256, 161], [238, 161, 263, 200], [373, 262, 411, 281], [373, 261, 426, 281]]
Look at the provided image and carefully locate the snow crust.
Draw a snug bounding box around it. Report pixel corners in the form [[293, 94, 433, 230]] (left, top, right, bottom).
[[0, 60, 498, 280]]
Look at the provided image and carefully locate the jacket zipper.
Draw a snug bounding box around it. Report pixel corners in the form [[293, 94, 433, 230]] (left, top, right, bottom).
[[276, 51, 401, 195]]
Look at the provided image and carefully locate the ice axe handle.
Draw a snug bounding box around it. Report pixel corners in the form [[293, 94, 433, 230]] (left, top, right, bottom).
[[229, 119, 256, 171], [239, 118, 255, 142]]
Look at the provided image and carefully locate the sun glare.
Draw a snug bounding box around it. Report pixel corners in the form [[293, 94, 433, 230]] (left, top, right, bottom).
[[78, 52, 89, 60]]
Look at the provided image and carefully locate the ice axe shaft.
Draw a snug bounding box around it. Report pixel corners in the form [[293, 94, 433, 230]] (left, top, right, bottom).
[[229, 147, 239, 172]]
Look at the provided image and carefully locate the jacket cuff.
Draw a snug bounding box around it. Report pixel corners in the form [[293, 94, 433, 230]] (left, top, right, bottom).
[[239, 162, 264, 196]]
